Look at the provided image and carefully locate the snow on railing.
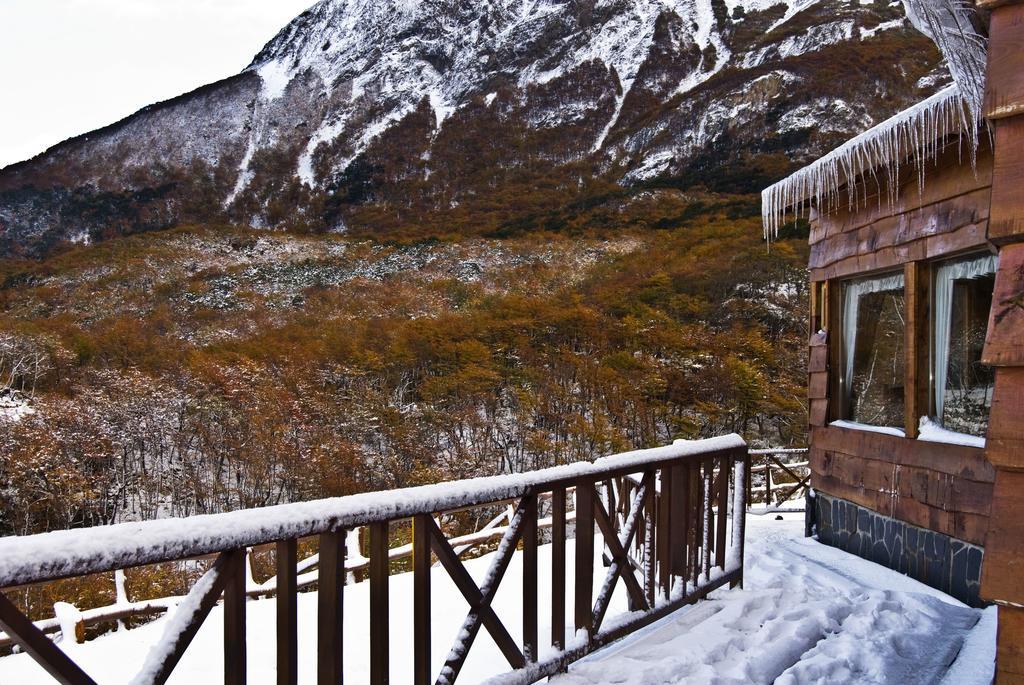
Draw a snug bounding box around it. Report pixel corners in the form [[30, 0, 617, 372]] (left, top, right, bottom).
[[0, 435, 749, 685]]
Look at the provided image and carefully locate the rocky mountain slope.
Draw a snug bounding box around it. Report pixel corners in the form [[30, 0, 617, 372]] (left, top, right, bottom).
[[0, 0, 947, 256]]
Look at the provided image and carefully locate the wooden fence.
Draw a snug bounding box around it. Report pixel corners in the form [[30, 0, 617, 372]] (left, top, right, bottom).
[[746, 448, 810, 509], [0, 435, 748, 685]]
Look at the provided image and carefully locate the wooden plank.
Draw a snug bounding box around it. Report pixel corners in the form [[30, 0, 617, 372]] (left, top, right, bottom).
[[551, 487, 566, 652], [370, 522, 389, 685], [811, 426, 995, 482], [808, 372, 828, 400], [224, 549, 247, 685], [904, 261, 930, 438], [592, 494, 648, 617], [692, 464, 704, 587], [983, 244, 1024, 367], [809, 399, 829, 428], [427, 515, 525, 678], [984, 4, 1024, 120], [656, 469, 672, 600], [995, 605, 1024, 681], [814, 144, 993, 240], [575, 480, 595, 636], [827, 280, 843, 423], [412, 516, 431, 685], [989, 116, 1024, 242], [810, 220, 990, 282], [318, 531, 346, 685], [987, 368, 1024, 470], [808, 346, 828, 374], [715, 456, 730, 571], [643, 471, 657, 607], [276, 540, 298, 685], [150, 551, 240, 685], [813, 186, 992, 270], [981, 470, 1024, 604], [522, 493, 538, 664], [669, 465, 687, 578], [0, 592, 98, 685]]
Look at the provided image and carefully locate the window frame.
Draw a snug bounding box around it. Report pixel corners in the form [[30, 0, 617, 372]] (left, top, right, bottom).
[[837, 270, 907, 431], [926, 251, 998, 441]]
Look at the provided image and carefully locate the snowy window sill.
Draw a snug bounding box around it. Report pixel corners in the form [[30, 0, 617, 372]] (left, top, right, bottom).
[[917, 418, 986, 449], [827, 419, 986, 449], [829, 420, 905, 438]]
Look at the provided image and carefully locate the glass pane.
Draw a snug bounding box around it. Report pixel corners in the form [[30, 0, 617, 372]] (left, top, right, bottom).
[[941, 273, 994, 435], [849, 288, 906, 427]]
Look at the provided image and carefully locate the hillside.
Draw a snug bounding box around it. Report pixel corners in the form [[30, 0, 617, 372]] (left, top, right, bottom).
[[0, 194, 808, 537], [0, 0, 947, 256]]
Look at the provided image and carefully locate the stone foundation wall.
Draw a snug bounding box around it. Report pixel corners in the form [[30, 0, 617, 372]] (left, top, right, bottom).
[[809, 492, 985, 607]]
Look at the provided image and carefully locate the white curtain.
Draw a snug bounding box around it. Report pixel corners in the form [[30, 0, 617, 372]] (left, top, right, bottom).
[[842, 272, 906, 400], [933, 253, 998, 424]]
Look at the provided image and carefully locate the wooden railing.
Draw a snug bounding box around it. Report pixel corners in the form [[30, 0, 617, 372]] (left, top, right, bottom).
[[0, 435, 748, 685], [746, 448, 810, 509]]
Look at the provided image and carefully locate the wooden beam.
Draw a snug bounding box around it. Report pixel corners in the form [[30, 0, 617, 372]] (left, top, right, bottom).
[[147, 551, 240, 685], [550, 487, 566, 652], [521, 493, 538, 664], [0, 592, 98, 685], [318, 531, 346, 685], [827, 279, 843, 422], [988, 117, 1024, 243], [370, 522, 390, 685], [642, 471, 657, 607], [426, 514, 525, 679], [983, 3, 1024, 120], [574, 480, 595, 636], [276, 540, 298, 685], [224, 550, 247, 685], [656, 467, 672, 599], [904, 261, 930, 438], [412, 516, 432, 685], [715, 457, 730, 571]]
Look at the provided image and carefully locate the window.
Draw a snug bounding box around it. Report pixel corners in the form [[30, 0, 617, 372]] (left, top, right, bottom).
[[842, 273, 906, 428], [932, 254, 998, 437]]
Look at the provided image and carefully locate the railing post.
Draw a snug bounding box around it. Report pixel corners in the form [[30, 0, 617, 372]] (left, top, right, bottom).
[[551, 486, 566, 653], [412, 515, 431, 685], [225, 548, 247, 685], [318, 530, 346, 685], [370, 522, 390, 685], [690, 464, 703, 588], [715, 455, 730, 571], [522, 493, 538, 663], [670, 464, 687, 584], [656, 467, 672, 600], [276, 539, 298, 685], [574, 478, 594, 638], [643, 470, 656, 607]]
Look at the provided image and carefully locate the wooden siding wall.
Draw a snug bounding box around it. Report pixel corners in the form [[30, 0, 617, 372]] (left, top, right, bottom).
[[809, 426, 995, 546], [808, 140, 994, 283], [977, 4, 1024, 679], [803, 130, 1001, 550]]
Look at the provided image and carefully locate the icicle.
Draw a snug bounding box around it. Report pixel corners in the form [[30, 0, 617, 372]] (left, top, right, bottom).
[[762, 84, 979, 240]]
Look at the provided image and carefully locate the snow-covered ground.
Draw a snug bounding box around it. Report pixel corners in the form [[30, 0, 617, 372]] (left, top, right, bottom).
[[555, 514, 995, 685], [0, 515, 995, 684]]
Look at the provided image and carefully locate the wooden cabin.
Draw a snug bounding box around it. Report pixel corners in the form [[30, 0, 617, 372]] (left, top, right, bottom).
[[763, 2, 1024, 680]]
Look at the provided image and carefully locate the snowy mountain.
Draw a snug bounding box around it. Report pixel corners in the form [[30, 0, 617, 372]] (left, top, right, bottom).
[[0, 0, 947, 256]]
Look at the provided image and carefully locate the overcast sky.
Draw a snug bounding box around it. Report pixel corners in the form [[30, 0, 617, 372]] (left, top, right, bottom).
[[0, 0, 315, 169]]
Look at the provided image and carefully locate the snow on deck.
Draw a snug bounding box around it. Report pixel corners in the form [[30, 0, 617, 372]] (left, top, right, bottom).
[[554, 514, 995, 685], [0, 515, 994, 684]]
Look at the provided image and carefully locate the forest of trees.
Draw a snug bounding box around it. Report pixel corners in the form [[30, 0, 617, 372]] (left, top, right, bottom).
[[0, 192, 808, 541]]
